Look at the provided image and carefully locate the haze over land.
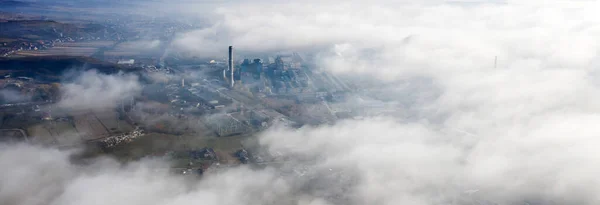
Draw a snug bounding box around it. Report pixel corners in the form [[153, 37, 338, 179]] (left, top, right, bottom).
[[2, 0, 600, 205]]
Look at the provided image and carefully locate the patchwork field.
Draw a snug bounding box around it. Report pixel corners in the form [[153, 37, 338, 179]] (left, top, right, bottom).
[[54, 41, 114, 47], [104, 41, 161, 58], [104, 51, 142, 56], [27, 122, 81, 146], [107, 132, 250, 163], [12, 41, 114, 57], [74, 112, 109, 140], [92, 110, 133, 133], [16, 47, 98, 57], [27, 109, 134, 146]]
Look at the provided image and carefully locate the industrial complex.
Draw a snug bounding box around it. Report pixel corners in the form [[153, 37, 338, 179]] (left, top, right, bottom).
[[0, 6, 395, 176], [0, 42, 370, 173]]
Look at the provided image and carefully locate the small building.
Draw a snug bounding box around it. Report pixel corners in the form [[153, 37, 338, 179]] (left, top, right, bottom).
[[235, 149, 250, 164]]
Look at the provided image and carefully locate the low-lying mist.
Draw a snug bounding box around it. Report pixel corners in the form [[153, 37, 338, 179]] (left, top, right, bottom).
[[3, 114, 600, 204]]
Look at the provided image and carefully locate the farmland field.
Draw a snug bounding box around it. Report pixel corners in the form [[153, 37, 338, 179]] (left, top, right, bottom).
[[74, 112, 109, 140], [54, 41, 114, 47], [27, 121, 81, 146], [16, 47, 98, 57], [104, 51, 142, 56], [92, 110, 134, 134], [12, 41, 115, 57]]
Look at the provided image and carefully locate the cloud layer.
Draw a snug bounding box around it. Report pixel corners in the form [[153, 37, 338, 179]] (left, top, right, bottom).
[[146, 0, 600, 203], [4, 0, 600, 205], [57, 70, 142, 111]]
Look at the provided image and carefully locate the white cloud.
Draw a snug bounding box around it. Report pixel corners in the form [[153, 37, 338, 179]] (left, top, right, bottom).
[[4, 0, 600, 204], [164, 0, 600, 203], [0, 144, 301, 205], [58, 70, 142, 111]]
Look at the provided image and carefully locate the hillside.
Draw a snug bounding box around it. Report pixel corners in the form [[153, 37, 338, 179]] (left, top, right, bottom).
[[0, 0, 31, 8], [0, 19, 113, 40]]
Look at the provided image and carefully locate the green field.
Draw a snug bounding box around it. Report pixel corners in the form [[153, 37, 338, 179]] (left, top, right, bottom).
[[12, 41, 115, 57]]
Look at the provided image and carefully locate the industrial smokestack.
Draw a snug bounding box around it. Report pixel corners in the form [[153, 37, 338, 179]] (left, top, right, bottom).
[[229, 46, 234, 88]]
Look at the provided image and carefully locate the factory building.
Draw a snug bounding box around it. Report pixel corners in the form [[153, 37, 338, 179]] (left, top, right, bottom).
[[224, 48, 325, 97], [274, 53, 303, 70], [204, 113, 250, 137], [185, 85, 233, 110], [240, 58, 263, 80]]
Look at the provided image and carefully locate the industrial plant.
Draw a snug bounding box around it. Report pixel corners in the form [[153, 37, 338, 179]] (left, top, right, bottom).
[[0, 2, 383, 175]]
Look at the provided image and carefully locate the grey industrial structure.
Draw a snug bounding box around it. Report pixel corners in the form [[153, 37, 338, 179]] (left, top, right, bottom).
[[229, 46, 234, 88]]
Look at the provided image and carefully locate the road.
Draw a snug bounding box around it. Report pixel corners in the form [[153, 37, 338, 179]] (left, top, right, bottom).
[[0, 128, 29, 142]]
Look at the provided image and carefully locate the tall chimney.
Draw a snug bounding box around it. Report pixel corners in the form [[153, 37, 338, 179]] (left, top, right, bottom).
[[228, 46, 234, 88]]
